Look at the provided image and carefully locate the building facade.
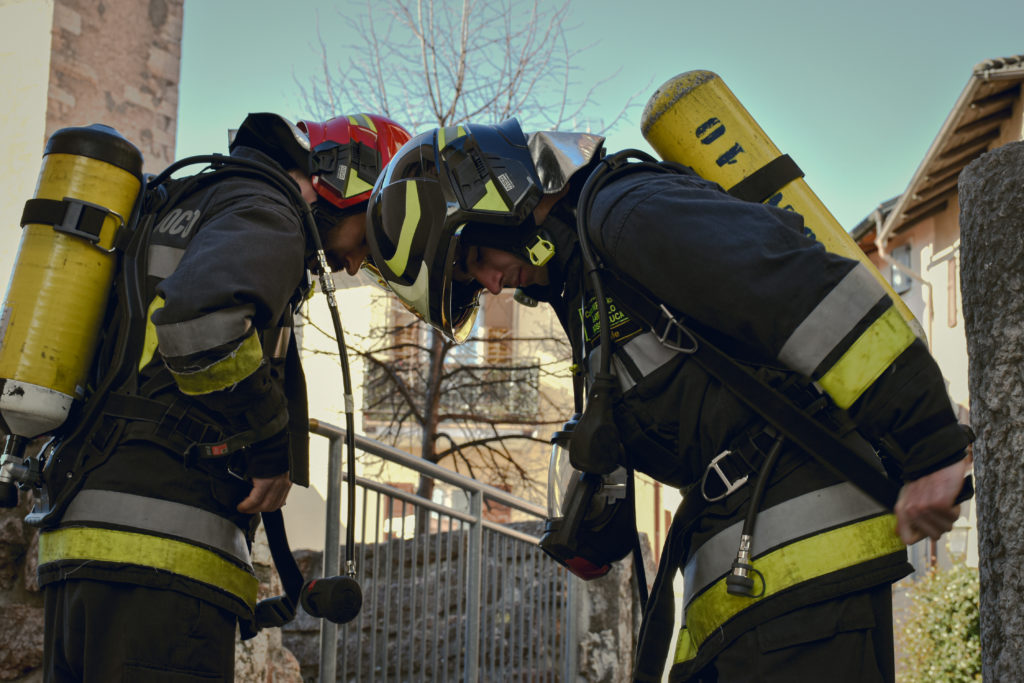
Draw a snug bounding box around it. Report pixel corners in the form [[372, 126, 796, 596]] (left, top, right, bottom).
[[851, 54, 1024, 570]]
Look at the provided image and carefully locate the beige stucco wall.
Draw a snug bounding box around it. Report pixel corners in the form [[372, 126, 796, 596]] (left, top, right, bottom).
[[867, 207, 969, 415], [0, 0, 55, 292]]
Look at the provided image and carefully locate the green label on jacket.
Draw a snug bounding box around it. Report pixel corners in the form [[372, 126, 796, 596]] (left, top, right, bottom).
[[580, 295, 644, 351]]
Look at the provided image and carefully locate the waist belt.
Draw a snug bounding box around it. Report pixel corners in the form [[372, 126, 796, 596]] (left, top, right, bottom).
[[103, 391, 287, 460]]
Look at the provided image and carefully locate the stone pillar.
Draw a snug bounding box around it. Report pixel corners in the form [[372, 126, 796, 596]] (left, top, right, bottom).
[[959, 140, 1024, 683]]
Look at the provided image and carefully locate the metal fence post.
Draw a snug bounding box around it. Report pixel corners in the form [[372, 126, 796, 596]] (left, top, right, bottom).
[[465, 490, 483, 682], [319, 431, 343, 683], [566, 574, 580, 681], [306, 422, 579, 682]]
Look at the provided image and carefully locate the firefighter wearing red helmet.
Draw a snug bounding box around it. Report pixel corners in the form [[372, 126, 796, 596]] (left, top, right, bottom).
[[35, 112, 410, 681]]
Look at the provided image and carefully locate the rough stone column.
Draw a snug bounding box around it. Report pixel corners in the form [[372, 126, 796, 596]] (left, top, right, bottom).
[[959, 140, 1024, 683]]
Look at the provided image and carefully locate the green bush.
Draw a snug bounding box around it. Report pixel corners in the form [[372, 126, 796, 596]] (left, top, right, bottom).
[[897, 563, 981, 682]]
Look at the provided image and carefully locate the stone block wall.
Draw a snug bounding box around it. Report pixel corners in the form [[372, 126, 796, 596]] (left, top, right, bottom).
[[46, 0, 183, 173]]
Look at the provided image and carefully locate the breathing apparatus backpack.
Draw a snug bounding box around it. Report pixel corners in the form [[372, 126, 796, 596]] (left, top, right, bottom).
[[1, 126, 302, 515], [1, 123, 368, 632], [0, 124, 144, 506]]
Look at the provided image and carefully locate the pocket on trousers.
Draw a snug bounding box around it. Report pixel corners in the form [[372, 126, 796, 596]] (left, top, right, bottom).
[[756, 593, 877, 653]]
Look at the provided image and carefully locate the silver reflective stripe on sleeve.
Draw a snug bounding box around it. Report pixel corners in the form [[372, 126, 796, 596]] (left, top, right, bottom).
[[588, 331, 682, 393], [61, 489, 251, 566], [682, 481, 886, 608], [778, 264, 888, 375], [156, 304, 256, 358], [147, 244, 185, 280]]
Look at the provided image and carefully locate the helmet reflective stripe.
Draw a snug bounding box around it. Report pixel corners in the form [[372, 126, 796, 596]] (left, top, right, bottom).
[[351, 113, 376, 132], [300, 113, 412, 211], [384, 183, 423, 278], [343, 167, 375, 199], [474, 178, 510, 212], [437, 125, 467, 150], [388, 261, 433, 326]]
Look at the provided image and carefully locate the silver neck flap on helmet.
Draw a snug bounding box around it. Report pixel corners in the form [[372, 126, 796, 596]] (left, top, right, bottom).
[[527, 131, 605, 195]]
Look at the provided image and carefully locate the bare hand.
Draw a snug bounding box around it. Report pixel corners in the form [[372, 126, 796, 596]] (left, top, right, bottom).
[[237, 471, 292, 514], [894, 457, 971, 544]]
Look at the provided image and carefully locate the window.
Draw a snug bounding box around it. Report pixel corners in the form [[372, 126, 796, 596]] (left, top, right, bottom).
[[891, 244, 912, 295]]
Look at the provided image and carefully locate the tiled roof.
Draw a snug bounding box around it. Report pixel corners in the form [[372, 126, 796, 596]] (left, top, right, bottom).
[[860, 55, 1024, 242]]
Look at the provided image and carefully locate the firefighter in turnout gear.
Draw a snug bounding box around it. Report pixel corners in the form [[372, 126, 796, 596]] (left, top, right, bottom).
[[24, 112, 410, 682], [364, 119, 973, 682]]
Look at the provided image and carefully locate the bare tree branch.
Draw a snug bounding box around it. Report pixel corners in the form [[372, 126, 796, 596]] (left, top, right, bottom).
[[296, 0, 621, 502]]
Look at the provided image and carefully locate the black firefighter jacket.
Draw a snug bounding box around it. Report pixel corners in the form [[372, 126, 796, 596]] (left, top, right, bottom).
[[533, 163, 971, 678], [36, 146, 312, 630]]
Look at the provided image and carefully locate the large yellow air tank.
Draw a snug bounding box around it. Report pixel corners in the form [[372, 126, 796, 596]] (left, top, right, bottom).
[[0, 125, 143, 438], [641, 70, 923, 338]]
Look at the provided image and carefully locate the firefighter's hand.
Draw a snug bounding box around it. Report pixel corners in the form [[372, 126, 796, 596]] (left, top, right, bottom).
[[237, 472, 292, 513], [894, 456, 971, 544]]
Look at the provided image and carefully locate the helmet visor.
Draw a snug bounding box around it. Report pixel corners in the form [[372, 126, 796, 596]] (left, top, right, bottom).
[[441, 228, 482, 343]]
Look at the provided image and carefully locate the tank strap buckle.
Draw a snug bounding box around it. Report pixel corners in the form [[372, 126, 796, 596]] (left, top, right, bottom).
[[700, 449, 750, 502], [700, 427, 781, 502], [21, 196, 126, 253], [654, 304, 698, 354]]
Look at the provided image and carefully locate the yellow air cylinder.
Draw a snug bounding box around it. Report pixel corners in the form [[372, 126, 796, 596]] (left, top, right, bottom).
[[640, 70, 923, 339], [0, 125, 143, 438]]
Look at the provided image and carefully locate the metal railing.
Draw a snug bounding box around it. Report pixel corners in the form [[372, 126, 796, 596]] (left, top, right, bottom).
[[308, 419, 577, 682]]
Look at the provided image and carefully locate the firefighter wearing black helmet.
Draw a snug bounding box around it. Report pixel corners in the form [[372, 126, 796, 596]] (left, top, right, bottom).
[[36, 112, 410, 681], [365, 119, 973, 682]]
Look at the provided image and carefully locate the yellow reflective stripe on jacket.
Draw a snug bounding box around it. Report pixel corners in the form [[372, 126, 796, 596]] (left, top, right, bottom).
[[169, 331, 263, 395], [817, 306, 915, 409], [61, 489, 251, 566], [674, 514, 903, 666], [138, 295, 165, 371], [38, 526, 258, 610]]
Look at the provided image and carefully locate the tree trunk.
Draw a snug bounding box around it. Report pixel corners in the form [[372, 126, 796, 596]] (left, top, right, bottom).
[[415, 329, 446, 533], [959, 140, 1024, 683]]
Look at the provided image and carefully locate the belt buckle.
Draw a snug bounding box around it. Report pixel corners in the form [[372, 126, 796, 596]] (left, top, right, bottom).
[[701, 449, 749, 502]]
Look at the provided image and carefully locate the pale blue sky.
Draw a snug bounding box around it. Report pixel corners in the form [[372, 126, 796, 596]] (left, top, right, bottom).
[[176, 0, 1024, 229]]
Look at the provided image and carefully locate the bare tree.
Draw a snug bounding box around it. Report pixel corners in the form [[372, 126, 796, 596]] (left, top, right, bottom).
[[302, 288, 572, 508], [299, 0, 636, 132], [298, 0, 639, 512]]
